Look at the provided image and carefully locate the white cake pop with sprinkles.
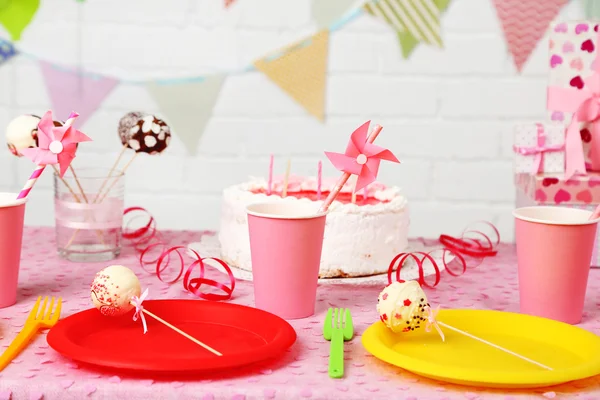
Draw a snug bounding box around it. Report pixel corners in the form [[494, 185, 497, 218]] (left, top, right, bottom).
[[90, 265, 141, 317], [377, 280, 431, 333]]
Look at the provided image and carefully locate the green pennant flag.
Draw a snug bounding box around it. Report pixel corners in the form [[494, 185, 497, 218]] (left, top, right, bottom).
[[0, 0, 40, 41], [365, 0, 451, 59], [582, 0, 600, 19]]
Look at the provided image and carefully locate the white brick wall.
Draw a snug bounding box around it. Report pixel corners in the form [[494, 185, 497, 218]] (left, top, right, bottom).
[[0, 0, 586, 242]]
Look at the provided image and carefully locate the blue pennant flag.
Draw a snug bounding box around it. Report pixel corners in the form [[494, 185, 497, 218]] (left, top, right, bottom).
[[0, 39, 17, 65]]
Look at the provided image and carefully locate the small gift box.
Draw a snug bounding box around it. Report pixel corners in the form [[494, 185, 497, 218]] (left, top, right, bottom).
[[515, 171, 600, 265], [547, 20, 600, 177], [513, 123, 565, 174]]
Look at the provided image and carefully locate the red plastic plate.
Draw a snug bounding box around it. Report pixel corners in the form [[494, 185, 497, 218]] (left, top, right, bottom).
[[47, 300, 296, 373]]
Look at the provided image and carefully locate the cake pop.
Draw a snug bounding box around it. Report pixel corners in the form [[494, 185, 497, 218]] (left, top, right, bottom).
[[91, 265, 142, 317], [120, 113, 171, 155], [6, 114, 40, 156], [376, 280, 552, 370], [90, 265, 222, 356]]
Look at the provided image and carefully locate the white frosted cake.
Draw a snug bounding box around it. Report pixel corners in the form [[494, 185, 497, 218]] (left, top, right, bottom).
[[219, 176, 410, 278]]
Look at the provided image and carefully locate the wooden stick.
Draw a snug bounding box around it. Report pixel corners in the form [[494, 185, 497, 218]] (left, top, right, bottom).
[[52, 165, 81, 203], [436, 321, 552, 370], [282, 159, 291, 198], [69, 165, 89, 203], [93, 144, 128, 204], [96, 152, 137, 204], [141, 308, 222, 356]]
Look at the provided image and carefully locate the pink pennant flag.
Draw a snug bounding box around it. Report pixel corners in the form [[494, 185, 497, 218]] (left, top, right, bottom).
[[224, 0, 236, 8], [39, 61, 119, 128], [492, 0, 567, 72]]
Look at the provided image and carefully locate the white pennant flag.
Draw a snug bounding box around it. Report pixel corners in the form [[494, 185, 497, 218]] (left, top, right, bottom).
[[146, 75, 225, 155], [311, 0, 356, 28]]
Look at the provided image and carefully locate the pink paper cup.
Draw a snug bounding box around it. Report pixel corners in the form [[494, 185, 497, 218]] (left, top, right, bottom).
[[514, 206, 600, 324], [247, 202, 327, 320], [0, 193, 27, 309]]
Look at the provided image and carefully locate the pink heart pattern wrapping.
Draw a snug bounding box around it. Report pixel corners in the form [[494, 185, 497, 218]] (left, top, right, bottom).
[[548, 20, 600, 172]]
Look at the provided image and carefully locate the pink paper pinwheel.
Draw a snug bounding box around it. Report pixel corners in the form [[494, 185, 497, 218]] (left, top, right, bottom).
[[16, 110, 91, 200], [318, 121, 399, 213], [325, 121, 399, 192], [20, 111, 91, 177]]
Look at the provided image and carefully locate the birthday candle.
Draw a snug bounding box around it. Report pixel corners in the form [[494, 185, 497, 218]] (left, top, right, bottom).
[[282, 159, 291, 198], [317, 161, 322, 200], [267, 154, 274, 195]]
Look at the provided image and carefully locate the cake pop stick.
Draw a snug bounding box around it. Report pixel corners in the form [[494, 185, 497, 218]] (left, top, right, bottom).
[[95, 152, 137, 204], [282, 159, 291, 198], [91, 265, 222, 356], [92, 144, 128, 204], [319, 121, 399, 213], [377, 281, 552, 371]]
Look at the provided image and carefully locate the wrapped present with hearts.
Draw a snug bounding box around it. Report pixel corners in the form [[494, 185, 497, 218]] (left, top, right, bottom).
[[515, 172, 600, 205], [513, 123, 565, 174], [547, 20, 600, 178], [516, 182, 600, 268]]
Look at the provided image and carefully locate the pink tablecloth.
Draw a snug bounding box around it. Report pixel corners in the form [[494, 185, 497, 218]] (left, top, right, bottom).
[[2, 228, 600, 400]]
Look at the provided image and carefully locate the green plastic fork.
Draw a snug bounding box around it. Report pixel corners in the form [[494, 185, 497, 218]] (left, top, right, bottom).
[[323, 308, 354, 378]]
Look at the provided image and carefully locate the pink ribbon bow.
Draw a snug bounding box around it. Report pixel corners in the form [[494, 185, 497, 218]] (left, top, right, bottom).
[[325, 121, 399, 192], [131, 288, 149, 334], [424, 305, 445, 342], [19, 110, 92, 177], [547, 29, 600, 179], [513, 123, 565, 174]]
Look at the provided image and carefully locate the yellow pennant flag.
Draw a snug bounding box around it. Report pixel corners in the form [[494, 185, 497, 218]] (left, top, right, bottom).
[[254, 30, 329, 121]]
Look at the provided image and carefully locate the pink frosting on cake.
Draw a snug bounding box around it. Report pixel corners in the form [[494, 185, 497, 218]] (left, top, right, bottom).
[[251, 175, 390, 205]]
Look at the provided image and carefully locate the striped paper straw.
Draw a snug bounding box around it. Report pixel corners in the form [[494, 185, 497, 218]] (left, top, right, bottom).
[[16, 112, 79, 200]]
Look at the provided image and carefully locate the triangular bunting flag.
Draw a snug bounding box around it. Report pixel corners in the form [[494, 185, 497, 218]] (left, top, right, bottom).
[[254, 30, 329, 121], [582, 0, 600, 19], [394, 0, 450, 58], [39, 61, 119, 128], [363, 0, 443, 52], [224, 0, 235, 8], [311, 0, 356, 29], [0, 0, 39, 41], [0, 39, 17, 65], [492, 0, 567, 72], [146, 75, 225, 155]]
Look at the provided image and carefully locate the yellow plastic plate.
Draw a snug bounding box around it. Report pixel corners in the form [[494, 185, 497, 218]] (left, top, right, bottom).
[[362, 309, 600, 388]]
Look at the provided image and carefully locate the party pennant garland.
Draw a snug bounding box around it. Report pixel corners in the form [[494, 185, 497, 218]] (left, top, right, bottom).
[[224, 0, 236, 8], [311, 0, 356, 29], [146, 75, 226, 155], [254, 30, 329, 121], [582, 0, 600, 19], [0, 38, 16, 65], [492, 0, 568, 72], [363, 0, 443, 55], [0, 0, 39, 41], [39, 61, 119, 128], [395, 0, 450, 58]]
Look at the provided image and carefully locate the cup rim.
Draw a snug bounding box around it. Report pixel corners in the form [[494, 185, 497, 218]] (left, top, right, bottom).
[[246, 202, 328, 220], [0, 193, 27, 208], [513, 206, 600, 226]]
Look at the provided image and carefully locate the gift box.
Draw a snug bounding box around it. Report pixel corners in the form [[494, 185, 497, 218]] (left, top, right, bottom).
[[515, 172, 600, 204], [513, 123, 565, 174], [547, 20, 600, 175], [516, 179, 600, 267]]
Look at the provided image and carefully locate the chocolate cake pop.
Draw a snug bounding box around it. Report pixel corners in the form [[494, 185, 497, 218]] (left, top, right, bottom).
[[91, 265, 142, 317], [118, 113, 171, 155]]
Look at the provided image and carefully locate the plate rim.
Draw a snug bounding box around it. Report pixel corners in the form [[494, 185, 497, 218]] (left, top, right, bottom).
[[47, 299, 297, 372], [362, 309, 600, 388]]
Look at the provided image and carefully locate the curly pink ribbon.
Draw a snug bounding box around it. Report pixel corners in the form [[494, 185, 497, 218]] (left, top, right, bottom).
[[131, 288, 149, 334], [547, 29, 600, 179], [424, 305, 445, 342], [513, 123, 564, 175]]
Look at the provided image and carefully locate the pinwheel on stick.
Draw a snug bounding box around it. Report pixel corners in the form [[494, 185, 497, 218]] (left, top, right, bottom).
[[318, 121, 400, 213]]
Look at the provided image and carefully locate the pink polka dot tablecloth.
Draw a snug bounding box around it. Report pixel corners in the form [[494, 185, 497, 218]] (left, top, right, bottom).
[[2, 228, 600, 400]]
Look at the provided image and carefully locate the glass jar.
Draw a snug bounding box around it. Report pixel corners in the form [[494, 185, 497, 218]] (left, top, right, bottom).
[[54, 168, 125, 262]]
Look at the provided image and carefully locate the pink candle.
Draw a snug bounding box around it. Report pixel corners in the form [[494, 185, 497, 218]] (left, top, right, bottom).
[[267, 155, 274, 195], [317, 161, 322, 200]]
